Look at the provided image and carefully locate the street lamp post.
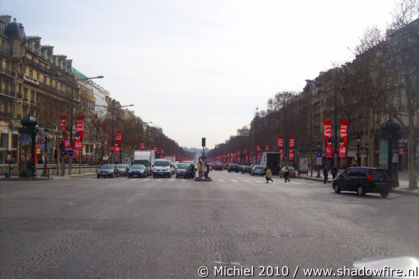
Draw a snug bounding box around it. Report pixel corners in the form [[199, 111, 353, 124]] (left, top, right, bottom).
[[316, 142, 321, 178], [357, 134, 361, 166]]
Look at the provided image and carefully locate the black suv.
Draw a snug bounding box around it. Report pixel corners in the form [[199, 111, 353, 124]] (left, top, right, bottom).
[[227, 163, 240, 173], [332, 167, 391, 198]]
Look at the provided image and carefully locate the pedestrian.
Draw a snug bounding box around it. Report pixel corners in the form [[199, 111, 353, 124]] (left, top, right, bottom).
[[265, 168, 273, 183], [323, 166, 328, 184], [203, 161, 209, 179], [198, 161, 202, 179], [331, 166, 337, 179], [284, 165, 291, 183]]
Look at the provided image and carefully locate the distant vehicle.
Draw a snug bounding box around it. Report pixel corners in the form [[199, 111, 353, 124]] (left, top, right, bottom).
[[227, 163, 240, 173], [214, 161, 224, 170], [241, 165, 252, 174], [128, 164, 148, 178], [133, 150, 155, 174], [251, 165, 265, 176], [280, 166, 296, 178], [259, 152, 281, 175], [97, 164, 117, 178], [175, 162, 190, 178], [332, 167, 391, 198], [153, 159, 172, 178], [117, 164, 129, 176]]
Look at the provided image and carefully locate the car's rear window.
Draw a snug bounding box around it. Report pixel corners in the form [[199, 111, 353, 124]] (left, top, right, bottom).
[[368, 169, 389, 180]]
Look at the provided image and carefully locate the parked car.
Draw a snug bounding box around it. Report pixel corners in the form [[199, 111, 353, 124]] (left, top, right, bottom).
[[175, 162, 190, 178], [214, 161, 224, 170], [227, 163, 240, 173], [251, 166, 265, 176], [332, 167, 391, 198], [153, 159, 172, 178], [279, 166, 296, 178], [97, 164, 117, 178], [241, 165, 252, 174], [116, 164, 129, 176], [128, 164, 148, 178]]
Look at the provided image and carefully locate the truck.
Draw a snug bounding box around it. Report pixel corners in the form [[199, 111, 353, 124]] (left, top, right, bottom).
[[133, 150, 155, 174], [259, 152, 281, 175]]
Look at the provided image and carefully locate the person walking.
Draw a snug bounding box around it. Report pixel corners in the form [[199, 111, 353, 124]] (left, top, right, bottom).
[[265, 168, 273, 183], [197, 161, 203, 179], [203, 161, 209, 179], [323, 165, 329, 184], [284, 165, 291, 183]]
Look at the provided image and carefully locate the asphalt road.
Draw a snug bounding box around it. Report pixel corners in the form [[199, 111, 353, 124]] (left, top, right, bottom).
[[1, 171, 418, 278]]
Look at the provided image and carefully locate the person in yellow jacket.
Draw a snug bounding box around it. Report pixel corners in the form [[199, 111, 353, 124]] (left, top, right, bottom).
[[197, 161, 203, 179], [265, 168, 273, 183]]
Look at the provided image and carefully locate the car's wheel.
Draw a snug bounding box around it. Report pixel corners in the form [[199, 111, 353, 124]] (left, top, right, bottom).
[[380, 189, 390, 198], [356, 185, 365, 196], [333, 184, 340, 193]]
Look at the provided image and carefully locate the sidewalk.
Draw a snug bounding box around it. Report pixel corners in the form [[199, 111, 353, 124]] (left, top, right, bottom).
[[0, 172, 96, 181], [296, 170, 419, 197]]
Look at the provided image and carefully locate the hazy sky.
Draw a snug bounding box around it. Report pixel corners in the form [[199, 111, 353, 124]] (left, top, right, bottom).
[[3, 0, 397, 148]]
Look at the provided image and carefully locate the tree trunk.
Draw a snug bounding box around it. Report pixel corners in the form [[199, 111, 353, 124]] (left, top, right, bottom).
[[407, 93, 417, 190]]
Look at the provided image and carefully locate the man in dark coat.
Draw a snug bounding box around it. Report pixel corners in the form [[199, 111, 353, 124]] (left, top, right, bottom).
[[323, 166, 328, 184]]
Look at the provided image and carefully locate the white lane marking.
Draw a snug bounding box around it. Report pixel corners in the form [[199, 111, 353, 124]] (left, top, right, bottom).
[[218, 179, 225, 182], [143, 178, 149, 182], [231, 179, 238, 183], [242, 180, 250, 183], [169, 178, 176, 181]]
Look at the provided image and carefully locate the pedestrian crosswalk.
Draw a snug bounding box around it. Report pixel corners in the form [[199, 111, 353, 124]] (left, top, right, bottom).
[[216, 178, 304, 185]]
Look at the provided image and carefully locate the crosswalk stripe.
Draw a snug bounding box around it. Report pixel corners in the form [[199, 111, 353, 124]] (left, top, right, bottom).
[[231, 179, 238, 183]]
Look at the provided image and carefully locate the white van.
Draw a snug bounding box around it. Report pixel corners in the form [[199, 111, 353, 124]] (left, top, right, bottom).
[[153, 159, 172, 178]]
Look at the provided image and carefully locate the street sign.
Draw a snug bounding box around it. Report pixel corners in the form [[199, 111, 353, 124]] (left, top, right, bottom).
[[67, 150, 74, 157], [316, 152, 322, 165]]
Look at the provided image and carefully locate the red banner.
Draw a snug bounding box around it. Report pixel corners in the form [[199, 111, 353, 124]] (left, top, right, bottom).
[[140, 140, 145, 150], [277, 135, 283, 151], [338, 120, 348, 158], [257, 152, 261, 162], [74, 137, 82, 152], [59, 115, 67, 137], [289, 150, 294, 161], [237, 150, 240, 161], [113, 145, 120, 153], [115, 131, 122, 146], [161, 149, 164, 159], [264, 143, 269, 152], [289, 137, 295, 149], [64, 137, 72, 151], [256, 144, 261, 153], [75, 115, 85, 141], [280, 150, 284, 161], [323, 120, 333, 158]]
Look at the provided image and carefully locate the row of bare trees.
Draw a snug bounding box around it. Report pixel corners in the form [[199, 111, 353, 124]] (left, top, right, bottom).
[[209, 0, 418, 189]]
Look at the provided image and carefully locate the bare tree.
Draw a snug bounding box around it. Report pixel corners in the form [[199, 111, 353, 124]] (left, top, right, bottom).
[[386, 0, 418, 189]]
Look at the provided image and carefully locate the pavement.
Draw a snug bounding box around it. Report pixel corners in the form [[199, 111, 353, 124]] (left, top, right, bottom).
[[1, 171, 418, 278], [297, 170, 419, 196]]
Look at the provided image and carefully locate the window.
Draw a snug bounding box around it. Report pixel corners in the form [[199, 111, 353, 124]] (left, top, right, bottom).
[[0, 133, 8, 148]]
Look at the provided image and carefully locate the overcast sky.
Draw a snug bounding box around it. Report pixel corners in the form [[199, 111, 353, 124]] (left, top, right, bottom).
[[3, 0, 398, 148]]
